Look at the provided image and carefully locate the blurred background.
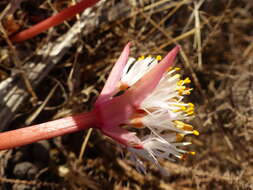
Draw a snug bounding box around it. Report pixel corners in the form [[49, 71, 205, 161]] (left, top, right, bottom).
[[0, 0, 252, 189]]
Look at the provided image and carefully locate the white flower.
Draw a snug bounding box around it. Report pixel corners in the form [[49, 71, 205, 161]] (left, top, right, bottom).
[[121, 55, 198, 172]]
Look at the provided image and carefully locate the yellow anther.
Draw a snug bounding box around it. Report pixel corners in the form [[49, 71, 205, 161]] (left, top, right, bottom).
[[180, 106, 186, 111], [184, 77, 191, 84], [186, 111, 194, 116], [186, 110, 194, 115], [156, 55, 162, 61], [189, 151, 196, 155], [178, 89, 186, 96], [173, 109, 181, 113], [177, 80, 184, 86], [147, 54, 152, 57], [174, 120, 182, 126], [138, 55, 145, 60], [188, 103, 194, 107], [175, 67, 181, 71], [173, 105, 192, 112], [193, 130, 199, 136], [186, 107, 194, 112], [172, 104, 185, 108], [177, 85, 186, 90]]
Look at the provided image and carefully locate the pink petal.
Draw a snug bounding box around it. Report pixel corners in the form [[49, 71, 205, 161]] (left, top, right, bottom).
[[101, 125, 143, 149], [95, 43, 131, 105], [127, 46, 180, 106], [95, 94, 140, 147]]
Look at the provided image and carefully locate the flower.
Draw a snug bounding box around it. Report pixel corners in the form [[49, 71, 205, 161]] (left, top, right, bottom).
[[0, 43, 198, 173], [95, 43, 198, 171]]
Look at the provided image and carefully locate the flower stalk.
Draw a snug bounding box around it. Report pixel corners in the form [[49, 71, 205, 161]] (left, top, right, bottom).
[[10, 0, 100, 43], [0, 111, 97, 150]]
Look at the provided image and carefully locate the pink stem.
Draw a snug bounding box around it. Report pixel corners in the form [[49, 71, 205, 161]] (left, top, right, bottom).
[[0, 110, 97, 150], [10, 0, 100, 43]]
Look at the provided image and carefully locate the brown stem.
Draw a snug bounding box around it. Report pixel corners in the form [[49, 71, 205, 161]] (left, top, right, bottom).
[[10, 0, 100, 43], [0, 110, 97, 150]]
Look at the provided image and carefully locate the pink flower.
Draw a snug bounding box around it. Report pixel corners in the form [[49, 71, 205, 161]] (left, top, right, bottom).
[[0, 43, 198, 170], [94, 43, 180, 148]]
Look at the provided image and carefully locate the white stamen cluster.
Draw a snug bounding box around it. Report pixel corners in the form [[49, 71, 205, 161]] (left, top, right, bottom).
[[121, 56, 159, 87], [121, 56, 198, 173]]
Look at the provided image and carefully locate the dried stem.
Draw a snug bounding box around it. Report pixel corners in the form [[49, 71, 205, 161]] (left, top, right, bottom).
[[10, 0, 100, 42]]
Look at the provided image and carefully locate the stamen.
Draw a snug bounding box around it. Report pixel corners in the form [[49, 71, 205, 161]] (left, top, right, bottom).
[[177, 86, 186, 95], [136, 109, 147, 114], [185, 107, 194, 113], [156, 55, 162, 61], [177, 80, 184, 86], [186, 111, 195, 116], [130, 118, 145, 128], [193, 130, 199, 136], [167, 67, 173, 71], [189, 151, 196, 155], [128, 142, 143, 149], [183, 88, 193, 95], [174, 120, 193, 131], [138, 55, 145, 60], [176, 133, 185, 141], [172, 105, 187, 112], [119, 83, 129, 91], [188, 103, 194, 107], [179, 151, 196, 160], [184, 77, 191, 84]]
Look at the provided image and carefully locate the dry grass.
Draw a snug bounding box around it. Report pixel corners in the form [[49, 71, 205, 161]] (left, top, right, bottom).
[[0, 0, 253, 189]]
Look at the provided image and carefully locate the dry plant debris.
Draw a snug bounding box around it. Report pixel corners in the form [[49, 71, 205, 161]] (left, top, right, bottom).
[[0, 0, 253, 189]]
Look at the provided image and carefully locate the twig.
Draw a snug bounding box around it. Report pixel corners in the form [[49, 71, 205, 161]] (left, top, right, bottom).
[[78, 128, 93, 162], [10, 0, 100, 42]]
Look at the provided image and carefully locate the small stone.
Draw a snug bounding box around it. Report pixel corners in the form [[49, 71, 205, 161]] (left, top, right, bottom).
[[13, 162, 38, 179]]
